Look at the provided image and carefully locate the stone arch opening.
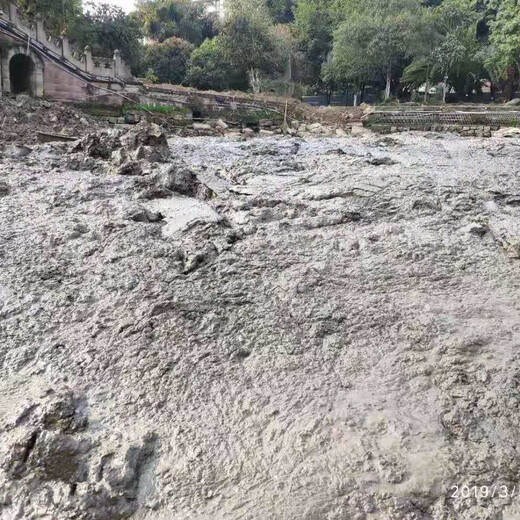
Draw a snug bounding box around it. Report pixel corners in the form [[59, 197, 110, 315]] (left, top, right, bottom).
[[9, 54, 35, 95]]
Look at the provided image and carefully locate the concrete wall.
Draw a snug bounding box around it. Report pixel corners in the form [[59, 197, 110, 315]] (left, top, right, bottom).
[[43, 61, 90, 101], [0, 33, 139, 103], [0, 0, 135, 101], [0, 0, 132, 80]]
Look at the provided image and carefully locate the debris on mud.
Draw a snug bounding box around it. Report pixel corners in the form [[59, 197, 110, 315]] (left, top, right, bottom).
[[5, 100, 520, 520]]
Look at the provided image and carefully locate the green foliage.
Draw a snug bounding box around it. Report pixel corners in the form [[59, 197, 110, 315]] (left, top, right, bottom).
[[144, 36, 195, 83], [293, 0, 335, 88], [219, 0, 288, 90], [266, 0, 294, 23], [71, 2, 144, 74], [326, 0, 427, 95], [134, 0, 217, 45], [19, 0, 520, 99], [402, 0, 484, 98], [122, 103, 191, 115], [185, 37, 244, 91], [20, 0, 81, 33], [486, 0, 520, 77]]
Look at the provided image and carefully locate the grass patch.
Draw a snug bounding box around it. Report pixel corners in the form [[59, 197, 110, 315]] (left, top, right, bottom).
[[222, 108, 284, 126], [122, 103, 191, 116]]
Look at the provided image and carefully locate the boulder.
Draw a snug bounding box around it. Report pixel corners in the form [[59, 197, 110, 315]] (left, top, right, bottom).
[[118, 122, 170, 162], [215, 119, 229, 130], [307, 123, 324, 133]]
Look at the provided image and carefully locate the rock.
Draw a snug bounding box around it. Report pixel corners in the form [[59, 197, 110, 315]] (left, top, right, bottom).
[[215, 119, 229, 130], [242, 128, 254, 136], [326, 148, 346, 155], [351, 124, 369, 137], [0, 181, 9, 196], [161, 165, 200, 196], [367, 156, 397, 166], [412, 198, 441, 212], [335, 128, 348, 137], [493, 127, 520, 138], [125, 206, 164, 223], [10, 144, 33, 158], [259, 129, 275, 136], [119, 122, 170, 162], [307, 123, 324, 134], [72, 133, 114, 159], [192, 122, 212, 131], [111, 148, 127, 166], [117, 161, 143, 176], [505, 238, 520, 258], [506, 98, 520, 106], [466, 223, 488, 237]]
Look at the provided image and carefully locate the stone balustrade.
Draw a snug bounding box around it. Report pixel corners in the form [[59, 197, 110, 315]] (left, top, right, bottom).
[[0, 0, 131, 80]]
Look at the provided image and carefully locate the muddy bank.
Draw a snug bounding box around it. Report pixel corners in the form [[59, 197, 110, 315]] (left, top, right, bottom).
[[2, 125, 520, 519]]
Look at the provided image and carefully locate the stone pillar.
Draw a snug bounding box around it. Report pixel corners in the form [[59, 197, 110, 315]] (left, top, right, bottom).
[[62, 36, 70, 59], [35, 15, 46, 43], [113, 49, 121, 78], [29, 51, 44, 97], [8, 2, 17, 23], [83, 45, 92, 73]]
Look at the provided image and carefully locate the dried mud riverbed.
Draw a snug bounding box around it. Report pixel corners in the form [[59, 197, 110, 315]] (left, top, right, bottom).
[[2, 129, 520, 520]]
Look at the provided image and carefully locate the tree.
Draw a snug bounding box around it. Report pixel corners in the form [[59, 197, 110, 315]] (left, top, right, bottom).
[[327, 0, 427, 101], [71, 2, 144, 74], [293, 0, 335, 89], [402, 0, 482, 102], [485, 0, 520, 99], [20, 0, 81, 34], [186, 37, 246, 90], [135, 0, 217, 45], [266, 0, 294, 24], [219, 0, 287, 92], [144, 36, 195, 83]]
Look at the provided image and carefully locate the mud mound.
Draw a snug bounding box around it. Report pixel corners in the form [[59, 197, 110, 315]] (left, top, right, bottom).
[[0, 95, 101, 146]]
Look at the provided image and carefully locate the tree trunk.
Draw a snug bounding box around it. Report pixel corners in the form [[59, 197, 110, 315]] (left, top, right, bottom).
[[353, 93, 358, 107], [505, 65, 515, 101], [442, 75, 448, 103], [248, 68, 261, 94], [424, 64, 430, 103], [385, 66, 391, 100]]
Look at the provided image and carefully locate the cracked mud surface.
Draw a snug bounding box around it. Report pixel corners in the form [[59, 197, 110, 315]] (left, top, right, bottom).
[[3, 130, 520, 519]]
